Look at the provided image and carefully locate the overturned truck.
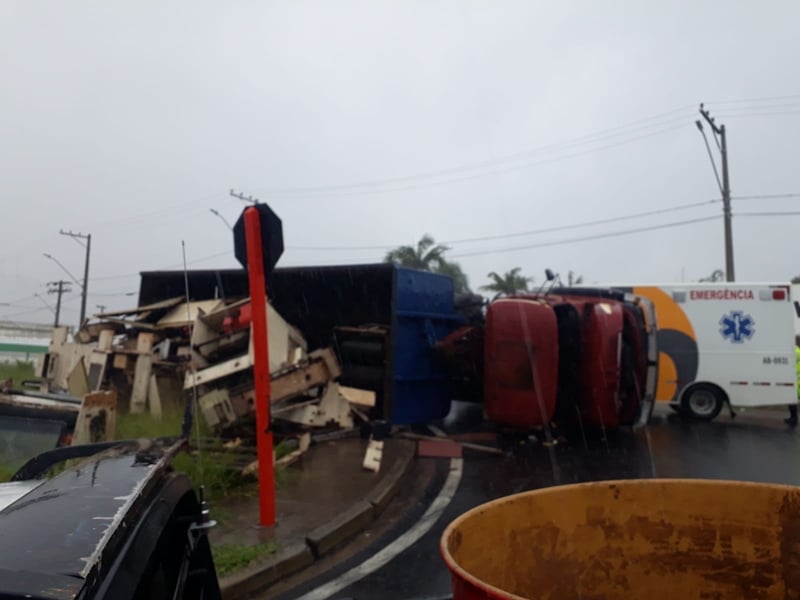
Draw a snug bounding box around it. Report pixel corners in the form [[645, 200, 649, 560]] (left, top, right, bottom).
[[484, 288, 658, 429]]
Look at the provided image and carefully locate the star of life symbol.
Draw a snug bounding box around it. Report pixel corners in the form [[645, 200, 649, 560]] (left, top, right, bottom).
[[719, 310, 755, 343]]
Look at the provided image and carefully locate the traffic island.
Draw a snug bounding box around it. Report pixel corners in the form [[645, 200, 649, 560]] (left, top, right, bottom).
[[215, 436, 416, 599]]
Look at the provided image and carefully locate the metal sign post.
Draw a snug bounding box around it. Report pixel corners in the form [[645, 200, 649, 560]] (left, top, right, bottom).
[[233, 201, 283, 527], [243, 206, 275, 527]]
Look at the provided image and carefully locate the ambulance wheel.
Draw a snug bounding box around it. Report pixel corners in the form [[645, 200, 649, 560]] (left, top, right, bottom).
[[681, 384, 724, 421]]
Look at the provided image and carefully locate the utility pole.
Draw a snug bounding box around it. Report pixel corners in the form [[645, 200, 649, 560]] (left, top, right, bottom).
[[59, 230, 91, 325], [230, 189, 261, 204], [696, 104, 735, 282], [47, 280, 72, 327], [96, 304, 107, 314]]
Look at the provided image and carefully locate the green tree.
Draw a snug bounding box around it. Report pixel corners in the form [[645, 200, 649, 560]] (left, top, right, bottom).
[[480, 267, 533, 296], [791, 275, 800, 284], [384, 234, 471, 294], [567, 271, 584, 286], [434, 261, 471, 295], [384, 234, 448, 271]]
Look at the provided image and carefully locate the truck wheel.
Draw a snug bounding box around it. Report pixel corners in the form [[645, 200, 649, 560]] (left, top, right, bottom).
[[681, 384, 724, 421]]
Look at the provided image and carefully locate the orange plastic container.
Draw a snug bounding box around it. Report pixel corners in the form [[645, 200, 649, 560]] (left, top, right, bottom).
[[441, 479, 800, 599]]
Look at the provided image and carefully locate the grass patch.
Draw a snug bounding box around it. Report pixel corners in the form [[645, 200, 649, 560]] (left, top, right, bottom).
[[0, 360, 36, 384], [0, 465, 14, 483], [212, 542, 277, 576], [116, 407, 189, 440], [116, 408, 264, 505], [114, 409, 295, 515], [173, 451, 257, 503]]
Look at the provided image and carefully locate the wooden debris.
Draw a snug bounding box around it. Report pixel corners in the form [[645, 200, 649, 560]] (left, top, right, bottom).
[[71, 390, 117, 445], [362, 437, 384, 473], [242, 432, 312, 475], [130, 332, 154, 414], [276, 432, 311, 468], [147, 374, 162, 420], [66, 359, 89, 398], [339, 386, 376, 408]]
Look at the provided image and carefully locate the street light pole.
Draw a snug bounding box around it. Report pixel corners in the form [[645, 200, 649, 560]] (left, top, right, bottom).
[[209, 208, 233, 230], [43, 253, 82, 287]]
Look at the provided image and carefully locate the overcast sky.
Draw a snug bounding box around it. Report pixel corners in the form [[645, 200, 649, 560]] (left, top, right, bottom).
[[2, 1, 799, 327]]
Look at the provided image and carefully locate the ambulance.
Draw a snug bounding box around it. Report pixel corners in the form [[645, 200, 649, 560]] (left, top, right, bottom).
[[608, 283, 796, 420]]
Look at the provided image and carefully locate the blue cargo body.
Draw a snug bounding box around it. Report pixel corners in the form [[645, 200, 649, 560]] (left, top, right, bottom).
[[391, 267, 462, 423]]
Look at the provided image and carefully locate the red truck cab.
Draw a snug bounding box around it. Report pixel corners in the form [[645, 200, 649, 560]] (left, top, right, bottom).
[[483, 289, 656, 430]]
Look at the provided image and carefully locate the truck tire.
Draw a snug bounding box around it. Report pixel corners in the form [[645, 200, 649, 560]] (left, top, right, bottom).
[[681, 384, 724, 421]]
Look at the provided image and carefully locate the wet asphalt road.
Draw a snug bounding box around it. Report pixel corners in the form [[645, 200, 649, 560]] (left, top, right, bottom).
[[277, 406, 800, 600]]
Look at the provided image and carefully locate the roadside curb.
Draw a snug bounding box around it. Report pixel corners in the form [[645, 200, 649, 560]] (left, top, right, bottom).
[[219, 439, 416, 599]]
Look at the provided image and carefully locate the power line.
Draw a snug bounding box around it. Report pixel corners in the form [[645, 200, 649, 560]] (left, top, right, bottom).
[[0, 293, 37, 305], [737, 211, 800, 217], [709, 93, 800, 105], [246, 95, 800, 199], [257, 122, 692, 199], [437, 200, 720, 245], [287, 200, 720, 251], [715, 109, 800, 120], [0, 306, 54, 319], [732, 193, 800, 200], [91, 291, 138, 297], [92, 250, 235, 281], [79, 190, 230, 230], [448, 216, 721, 259], [267, 109, 692, 194], [716, 104, 800, 114], [62, 191, 800, 281]]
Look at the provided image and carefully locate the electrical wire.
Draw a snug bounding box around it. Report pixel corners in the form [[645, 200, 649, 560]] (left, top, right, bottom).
[[92, 250, 235, 281], [732, 193, 800, 201], [736, 211, 800, 217], [448, 215, 721, 258], [244, 95, 800, 199], [709, 94, 800, 105], [45, 192, 800, 280], [715, 109, 800, 120], [90, 291, 138, 297], [258, 122, 692, 199], [286, 200, 721, 251], [0, 293, 38, 305], [0, 306, 53, 319], [697, 124, 724, 195], [263, 108, 695, 194], [444, 201, 721, 245]]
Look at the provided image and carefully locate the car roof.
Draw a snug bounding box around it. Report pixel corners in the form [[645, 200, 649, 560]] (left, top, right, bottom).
[[0, 439, 183, 599], [0, 480, 43, 511]]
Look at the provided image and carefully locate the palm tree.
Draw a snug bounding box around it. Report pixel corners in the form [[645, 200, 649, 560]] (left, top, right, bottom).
[[567, 271, 584, 286], [480, 267, 533, 296], [434, 261, 471, 295], [384, 234, 449, 271], [385, 234, 471, 294]]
